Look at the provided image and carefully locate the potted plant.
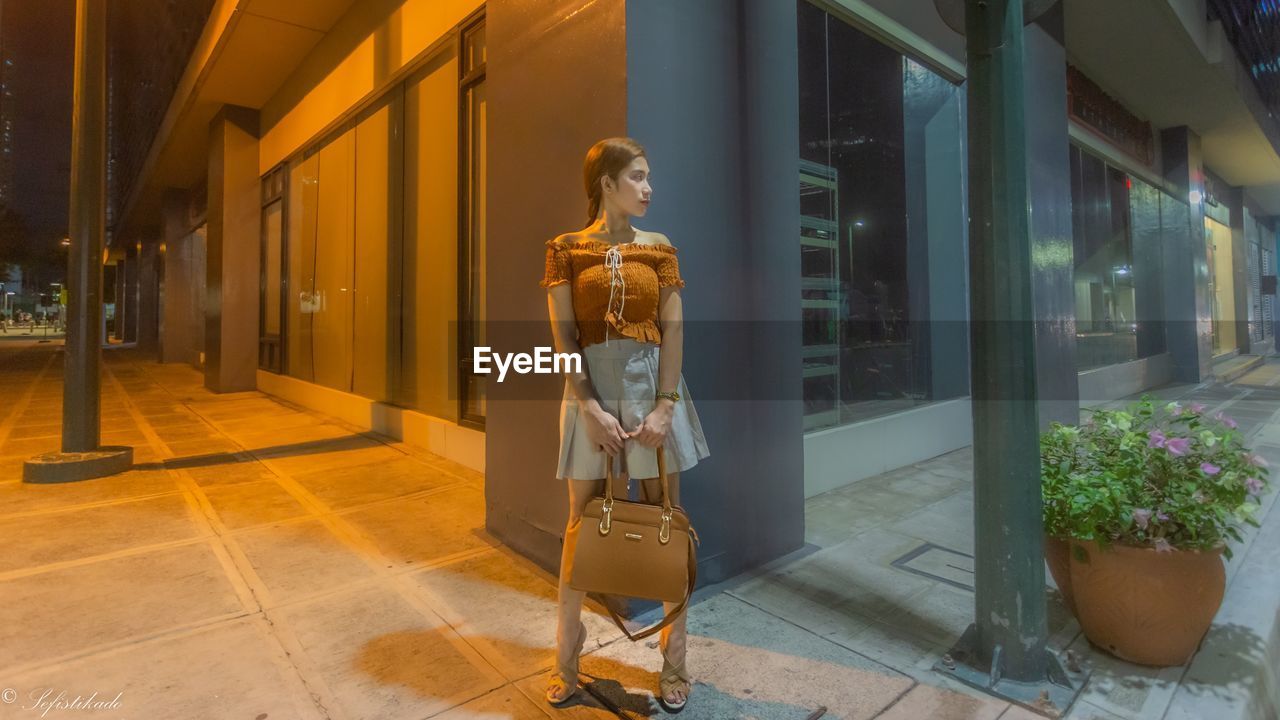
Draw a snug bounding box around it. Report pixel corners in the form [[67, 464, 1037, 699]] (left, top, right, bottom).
[[1040, 396, 1270, 666]]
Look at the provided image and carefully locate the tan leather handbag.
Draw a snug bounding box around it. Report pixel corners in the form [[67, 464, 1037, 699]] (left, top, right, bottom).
[[568, 446, 699, 641]]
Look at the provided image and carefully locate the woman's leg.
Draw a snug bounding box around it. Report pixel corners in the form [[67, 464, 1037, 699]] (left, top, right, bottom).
[[550, 470, 626, 701], [639, 471, 689, 706]]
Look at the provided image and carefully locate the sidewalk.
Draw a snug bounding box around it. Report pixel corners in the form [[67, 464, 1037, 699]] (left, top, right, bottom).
[[0, 341, 1275, 719]]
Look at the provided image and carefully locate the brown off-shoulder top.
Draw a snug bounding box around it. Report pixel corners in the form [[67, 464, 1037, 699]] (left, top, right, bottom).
[[540, 237, 685, 348]]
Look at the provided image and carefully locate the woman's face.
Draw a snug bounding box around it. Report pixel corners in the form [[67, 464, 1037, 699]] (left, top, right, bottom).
[[606, 156, 652, 218]]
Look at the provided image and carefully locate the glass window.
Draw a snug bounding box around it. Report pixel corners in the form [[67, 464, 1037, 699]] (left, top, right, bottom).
[[1069, 146, 1167, 370], [798, 0, 969, 431], [285, 100, 398, 397], [1206, 216, 1237, 356], [400, 48, 461, 418], [260, 165, 286, 373], [271, 19, 483, 424]]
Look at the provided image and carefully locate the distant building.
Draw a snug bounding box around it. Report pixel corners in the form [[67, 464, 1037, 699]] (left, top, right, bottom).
[[0, 5, 13, 207]]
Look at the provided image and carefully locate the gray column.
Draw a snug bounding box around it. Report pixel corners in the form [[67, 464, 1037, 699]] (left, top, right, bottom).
[[1024, 7, 1078, 426], [1160, 127, 1213, 381], [1227, 187, 1250, 355], [485, 0, 630, 571], [137, 239, 159, 354], [112, 256, 126, 342], [62, 0, 106, 453], [205, 106, 260, 393], [160, 190, 198, 365], [123, 246, 138, 344], [638, 0, 805, 575]]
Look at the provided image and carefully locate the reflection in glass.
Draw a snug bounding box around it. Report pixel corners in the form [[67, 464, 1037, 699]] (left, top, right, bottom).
[[798, 1, 968, 430], [1207, 217, 1237, 356]]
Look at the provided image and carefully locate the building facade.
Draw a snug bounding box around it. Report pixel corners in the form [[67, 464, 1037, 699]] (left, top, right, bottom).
[[110, 0, 1280, 583]]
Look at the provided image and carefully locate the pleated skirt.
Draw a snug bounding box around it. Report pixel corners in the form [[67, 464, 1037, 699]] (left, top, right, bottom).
[[556, 338, 711, 480]]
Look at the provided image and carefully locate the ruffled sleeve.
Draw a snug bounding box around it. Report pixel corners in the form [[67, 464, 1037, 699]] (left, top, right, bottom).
[[655, 245, 685, 289], [540, 239, 571, 288]]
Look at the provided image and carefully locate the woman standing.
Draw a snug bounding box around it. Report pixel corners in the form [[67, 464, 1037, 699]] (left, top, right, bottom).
[[541, 137, 711, 712]]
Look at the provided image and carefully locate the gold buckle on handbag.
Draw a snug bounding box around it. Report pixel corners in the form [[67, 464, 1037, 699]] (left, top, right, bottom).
[[659, 510, 672, 544], [599, 497, 614, 535]]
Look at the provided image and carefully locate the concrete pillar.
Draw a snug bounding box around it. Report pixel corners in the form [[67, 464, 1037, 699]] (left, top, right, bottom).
[[485, 0, 630, 572], [1023, 6, 1079, 426], [485, 0, 805, 587], [205, 106, 260, 392], [629, 0, 805, 578], [160, 190, 197, 365], [123, 245, 139, 344], [1227, 187, 1250, 355], [1160, 127, 1213, 381], [137, 239, 160, 354], [112, 257, 125, 342]]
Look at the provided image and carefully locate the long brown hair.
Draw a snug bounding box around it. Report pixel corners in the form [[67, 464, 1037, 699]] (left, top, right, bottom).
[[583, 137, 646, 228]]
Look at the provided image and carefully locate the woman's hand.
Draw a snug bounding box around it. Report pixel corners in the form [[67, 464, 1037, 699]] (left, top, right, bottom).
[[584, 406, 629, 456], [629, 401, 674, 448]]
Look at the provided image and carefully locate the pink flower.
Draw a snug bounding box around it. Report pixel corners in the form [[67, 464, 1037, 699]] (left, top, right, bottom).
[[1157, 510, 1170, 522], [1165, 437, 1191, 456], [1189, 402, 1206, 414], [1245, 477, 1264, 496], [1200, 462, 1221, 476], [1214, 411, 1238, 429], [1153, 538, 1174, 553], [1132, 508, 1153, 530], [1148, 430, 1167, 449], [1245, 453, 1270, 468]]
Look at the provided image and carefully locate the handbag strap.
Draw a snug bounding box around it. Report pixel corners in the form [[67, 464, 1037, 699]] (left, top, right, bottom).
[[601, 533, 698, 641]]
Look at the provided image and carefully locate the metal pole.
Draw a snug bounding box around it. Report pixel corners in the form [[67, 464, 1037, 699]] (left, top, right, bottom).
[[63, 0, 106, 453], [965, 0, 1049, 681]]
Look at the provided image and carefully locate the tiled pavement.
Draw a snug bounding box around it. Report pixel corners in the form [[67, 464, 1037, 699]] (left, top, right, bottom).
[[0, 340, 1275, 719]]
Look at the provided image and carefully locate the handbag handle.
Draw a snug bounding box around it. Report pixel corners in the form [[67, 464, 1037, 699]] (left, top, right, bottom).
[[604, 444, 672, 515]]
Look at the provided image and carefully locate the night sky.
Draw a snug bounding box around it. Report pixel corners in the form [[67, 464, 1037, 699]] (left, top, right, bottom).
[[3, 0, 75, 249]]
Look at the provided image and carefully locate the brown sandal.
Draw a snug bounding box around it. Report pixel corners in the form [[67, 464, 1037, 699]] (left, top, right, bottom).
[[658, 642, 691, 713], [546, 620, 588, 707]]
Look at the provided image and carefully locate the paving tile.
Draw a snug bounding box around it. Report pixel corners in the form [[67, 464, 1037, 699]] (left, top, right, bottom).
[[273, 583, 504, 720], [183, 457, 280, 487], [407, 549, 619, 682], [5, 616, 323, 720], [576, 594, 913, 720], [234, 517, 379, 606], [260, 436, 404, 476], [0, 468, 177, 516], [877, 683, 1008, 720], [7, 422, 63, 440], [432, 684, 551, 720], [732, 528, 932, 629], [0, 543, 246, 672], [292, 456, 462, 511], [0, 492, 203, 572], [202, 480, 312, 530], [887, 492, 975, 555], [342, 485, 496, 568]]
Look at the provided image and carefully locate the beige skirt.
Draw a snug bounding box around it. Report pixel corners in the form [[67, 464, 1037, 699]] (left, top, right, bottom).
[[557, 338, 711, 480]]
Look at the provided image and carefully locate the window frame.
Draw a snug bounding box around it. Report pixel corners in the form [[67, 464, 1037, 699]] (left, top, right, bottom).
[[457, 13, 487, 431], [259, 164, 287, 373]]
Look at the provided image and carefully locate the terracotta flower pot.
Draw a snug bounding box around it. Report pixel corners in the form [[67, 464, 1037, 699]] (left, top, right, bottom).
[[1044, 535, 1076, 616], [1068, 539, 1225, 667]]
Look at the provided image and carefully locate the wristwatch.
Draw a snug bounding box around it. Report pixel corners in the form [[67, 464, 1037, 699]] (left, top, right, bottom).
[[656, 390, 680, 403]]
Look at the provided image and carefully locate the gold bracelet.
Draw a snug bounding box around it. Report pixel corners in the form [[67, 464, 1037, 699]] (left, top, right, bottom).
[[656, 390, 680, 403]]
